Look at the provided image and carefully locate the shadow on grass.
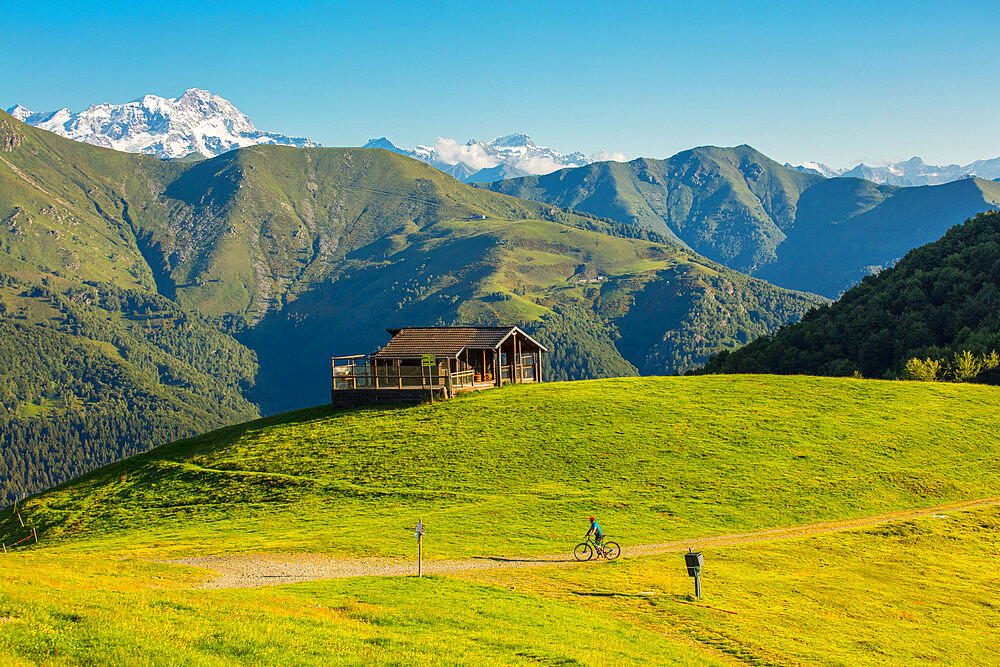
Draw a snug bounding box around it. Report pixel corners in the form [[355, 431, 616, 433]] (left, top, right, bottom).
[[472, 556, 575, 564], [570, 592, 657, 598]]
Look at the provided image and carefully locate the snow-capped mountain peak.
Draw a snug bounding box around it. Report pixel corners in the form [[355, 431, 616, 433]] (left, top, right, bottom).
[[490, 133, 533, 148], [6, 89, 321, 159], [7, 104, 34, 121], [790, 154, 1000, 186], [784, 161, 846, 178], [363, 133, 596, 183]]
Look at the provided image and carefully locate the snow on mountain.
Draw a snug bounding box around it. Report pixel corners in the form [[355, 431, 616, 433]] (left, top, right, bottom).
[[6, 89, 321, 159], [784, 161, 845, 178], [837, 157, 968, 186], [791, 155, 1000, 186], [363, 134, 596, 183]]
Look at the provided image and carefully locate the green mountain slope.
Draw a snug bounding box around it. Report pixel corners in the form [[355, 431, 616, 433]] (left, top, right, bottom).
[[0, 112, 823, 498], [758, 177, 1000, 296], [482, 149, 1000, 297], [699, 210, 1000, 379], [482, 145, 822, 272], [5, 376, 1000, 558]]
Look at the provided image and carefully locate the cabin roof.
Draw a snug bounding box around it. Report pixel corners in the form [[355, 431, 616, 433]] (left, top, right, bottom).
[[372, 326, 547, 359]]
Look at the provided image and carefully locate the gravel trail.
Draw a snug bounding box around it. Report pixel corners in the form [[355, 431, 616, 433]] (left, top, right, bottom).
[[167, 495, 1000, 589]]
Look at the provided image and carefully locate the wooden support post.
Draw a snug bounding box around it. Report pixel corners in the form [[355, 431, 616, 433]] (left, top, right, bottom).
[[397, 359, 402, 389], [374, 359, 379, 389], [515, 336, 521, 383]]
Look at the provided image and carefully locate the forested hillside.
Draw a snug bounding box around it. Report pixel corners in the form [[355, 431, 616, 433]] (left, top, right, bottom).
[[483, 148, 1000, 297], [699, 211, 1000, 380], [0, 111, 822, 500], [0, 274, 258, 504]]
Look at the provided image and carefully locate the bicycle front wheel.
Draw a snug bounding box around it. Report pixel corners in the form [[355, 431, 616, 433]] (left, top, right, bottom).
[[603, 541, 620, 560], [573, 542, 594, 561]]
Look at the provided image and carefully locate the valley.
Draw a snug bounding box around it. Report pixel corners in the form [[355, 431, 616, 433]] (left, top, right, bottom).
[[0, 111, 821, 501]]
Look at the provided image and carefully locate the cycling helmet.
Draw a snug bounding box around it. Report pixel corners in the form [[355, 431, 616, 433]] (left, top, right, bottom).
[[589, 516, 595, 522]]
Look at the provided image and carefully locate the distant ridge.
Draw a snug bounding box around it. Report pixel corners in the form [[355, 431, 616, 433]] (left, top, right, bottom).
[[7, 88, 321, 159], [363, 133, 597, 183], [484, 146, 1000, 296], [787, 155, 1000, 186]]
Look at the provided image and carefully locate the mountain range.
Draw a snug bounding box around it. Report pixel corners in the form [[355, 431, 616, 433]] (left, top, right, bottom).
[[6, 88, 320, 159], [483, 146, 1000, 297], [0, 110, 823, 503], [788, 155, 1000, 186], [11, 87, 1000, 189], [363, 134, 596, 183]]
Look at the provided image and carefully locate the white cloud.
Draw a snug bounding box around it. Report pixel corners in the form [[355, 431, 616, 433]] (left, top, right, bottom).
[[590, 149, 627, 162], [513, 155, 567, 175], [433, 137, 500, 170]]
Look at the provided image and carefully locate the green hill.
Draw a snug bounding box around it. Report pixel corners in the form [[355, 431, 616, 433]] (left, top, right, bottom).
[[3, 375, 1000, 665], [6, 375, 1000, 558], [481, 149, 1000, 297], [0, 112, 823, 500], [699, 210, 1000, 379]]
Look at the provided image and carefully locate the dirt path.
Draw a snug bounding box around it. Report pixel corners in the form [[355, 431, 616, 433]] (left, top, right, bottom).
[[168, 496, 1000, 589]]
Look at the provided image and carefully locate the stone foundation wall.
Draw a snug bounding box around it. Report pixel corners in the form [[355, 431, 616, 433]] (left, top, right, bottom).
[[330, 388, 447, 409]]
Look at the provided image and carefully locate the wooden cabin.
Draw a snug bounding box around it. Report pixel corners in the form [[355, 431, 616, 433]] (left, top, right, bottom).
[[331, 326, 547, 406]]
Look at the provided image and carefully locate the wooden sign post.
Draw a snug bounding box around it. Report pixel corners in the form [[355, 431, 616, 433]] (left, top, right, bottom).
[[421, 354, 435, 404], [414, 520, 425, 577]]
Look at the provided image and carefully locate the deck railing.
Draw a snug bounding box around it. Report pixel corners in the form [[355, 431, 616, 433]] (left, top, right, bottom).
[[332, 355, 536, 393]]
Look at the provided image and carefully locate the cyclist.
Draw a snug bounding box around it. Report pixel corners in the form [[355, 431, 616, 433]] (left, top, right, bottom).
[[586, 516, 604, 552]]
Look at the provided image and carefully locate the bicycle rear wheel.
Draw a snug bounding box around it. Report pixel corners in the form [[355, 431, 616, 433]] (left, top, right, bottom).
[[574, 542, 594, 561], [603, 541, 620, 560]]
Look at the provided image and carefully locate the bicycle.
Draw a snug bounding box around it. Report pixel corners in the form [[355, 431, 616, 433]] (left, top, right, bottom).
[[573, 534, 621, 561]]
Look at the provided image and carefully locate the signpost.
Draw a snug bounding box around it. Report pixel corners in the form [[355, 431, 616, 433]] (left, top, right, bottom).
[[414, 520, 425, 577], [421, 354, 435, 404], [685, 548, 704, 598]]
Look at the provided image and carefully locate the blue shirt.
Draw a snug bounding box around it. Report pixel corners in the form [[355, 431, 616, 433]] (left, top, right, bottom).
[[591, 521, 603, 538]]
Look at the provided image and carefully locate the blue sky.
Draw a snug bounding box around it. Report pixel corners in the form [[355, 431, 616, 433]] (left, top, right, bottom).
[[6, 1, 1000, 168]]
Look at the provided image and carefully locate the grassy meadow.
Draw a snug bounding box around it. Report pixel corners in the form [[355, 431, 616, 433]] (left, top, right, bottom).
[[3, 374, 1000, 664], [1, 502, 996, 664], [456, 503, 1000, 665], [4, 375, 1000, 560]]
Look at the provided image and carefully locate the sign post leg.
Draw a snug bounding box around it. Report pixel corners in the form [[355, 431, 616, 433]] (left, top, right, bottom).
[[694, 568, 701, 598], [418, 535, 422, 578]]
